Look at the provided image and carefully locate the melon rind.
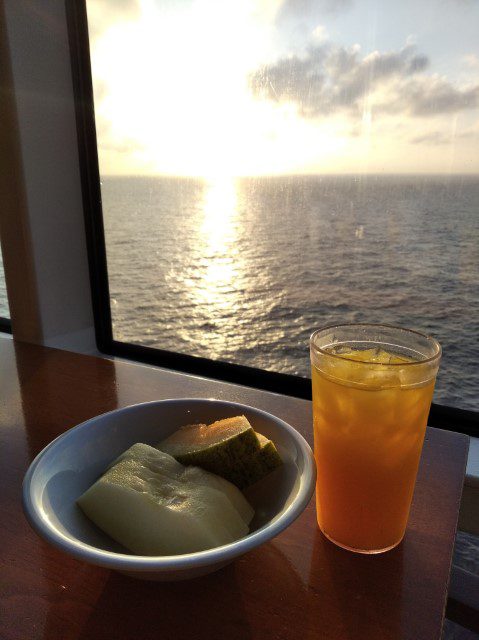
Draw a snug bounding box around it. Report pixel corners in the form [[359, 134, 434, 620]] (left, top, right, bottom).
[[158, 416, 262, 489], [242, 433, 283, 487], [157, 417, 283, 489]]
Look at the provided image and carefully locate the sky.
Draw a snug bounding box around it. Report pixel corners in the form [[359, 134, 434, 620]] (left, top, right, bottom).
[[87, 0, 479, 176]]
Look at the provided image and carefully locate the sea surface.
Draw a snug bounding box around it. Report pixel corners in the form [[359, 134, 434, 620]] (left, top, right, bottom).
[[0, 176, 476, 410], [100, 174, 479, 411]]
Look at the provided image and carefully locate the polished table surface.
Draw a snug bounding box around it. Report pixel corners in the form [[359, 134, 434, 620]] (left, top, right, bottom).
[[0, 337, 469, 640]]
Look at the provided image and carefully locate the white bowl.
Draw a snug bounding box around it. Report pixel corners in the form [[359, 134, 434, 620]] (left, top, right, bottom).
[[23, 398, 316, 580]]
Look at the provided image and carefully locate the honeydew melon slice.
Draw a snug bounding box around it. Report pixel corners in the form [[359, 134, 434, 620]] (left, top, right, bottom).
[[182, 466, 254, 525], [112, 443, 254, 525], [77, 450, 249, 555], [111, 442, 185, 475], [157, 416, 262, 489]]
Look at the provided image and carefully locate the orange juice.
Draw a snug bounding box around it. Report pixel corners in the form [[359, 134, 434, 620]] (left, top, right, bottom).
[[311, 341, 439, 553]]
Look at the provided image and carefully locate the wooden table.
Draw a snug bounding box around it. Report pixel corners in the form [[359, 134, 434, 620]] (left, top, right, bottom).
[[0, 337, 469, 640]]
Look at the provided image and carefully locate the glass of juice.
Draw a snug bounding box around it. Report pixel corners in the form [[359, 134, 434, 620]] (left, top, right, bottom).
[[310, 324, 441, 554]]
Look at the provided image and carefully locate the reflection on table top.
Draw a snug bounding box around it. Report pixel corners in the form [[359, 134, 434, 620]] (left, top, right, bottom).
[[0, 337, 469, 640]]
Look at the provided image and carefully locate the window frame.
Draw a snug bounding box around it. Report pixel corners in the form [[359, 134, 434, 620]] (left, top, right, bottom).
[[66, 0, 478, 437]]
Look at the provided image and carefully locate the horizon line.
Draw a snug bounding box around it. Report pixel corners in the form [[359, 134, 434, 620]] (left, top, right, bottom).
[[99, 171, 479, 180]]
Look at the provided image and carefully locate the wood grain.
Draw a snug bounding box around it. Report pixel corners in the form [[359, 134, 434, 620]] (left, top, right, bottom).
[[0, 337, 469, 640]]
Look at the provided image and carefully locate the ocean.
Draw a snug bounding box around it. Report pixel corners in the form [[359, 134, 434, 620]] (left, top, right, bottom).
[[100, 174, 479, 411], [0, 176, 476, 410]]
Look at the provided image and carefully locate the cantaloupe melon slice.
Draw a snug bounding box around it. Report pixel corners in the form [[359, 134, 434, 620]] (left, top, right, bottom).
[[245, 432, 283, 486], [157, 417, 282, 489], [157, 416, 262, 488]]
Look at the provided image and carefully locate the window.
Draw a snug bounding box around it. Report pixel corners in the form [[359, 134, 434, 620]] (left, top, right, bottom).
[[73, 1, 478, 419], [0, 249, 10, 324]]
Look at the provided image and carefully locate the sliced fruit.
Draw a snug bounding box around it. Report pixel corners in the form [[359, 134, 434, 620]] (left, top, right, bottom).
[[157, 416, 262, 488], [230, 433, 283, 488], [113, 442, 254, 525], [77, 445, 249, 556], [249, 433, 283, 484], [182, 466, 254, 525], [111, 442, 184, 475]]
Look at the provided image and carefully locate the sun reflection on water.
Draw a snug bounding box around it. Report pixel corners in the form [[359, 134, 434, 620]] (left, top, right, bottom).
[[177, 175, 249, 358], [195, 176, 241, 308], [201, 176, 239, 254]]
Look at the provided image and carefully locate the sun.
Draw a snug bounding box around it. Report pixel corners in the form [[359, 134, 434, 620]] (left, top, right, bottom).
[[90, 0, 344, 177]]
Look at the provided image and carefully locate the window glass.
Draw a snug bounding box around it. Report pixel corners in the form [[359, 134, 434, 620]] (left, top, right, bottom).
[[87, 0, 479, 410], [0, 250, 10, 320]]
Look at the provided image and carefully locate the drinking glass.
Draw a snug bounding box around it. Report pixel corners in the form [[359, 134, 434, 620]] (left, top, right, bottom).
[[310, 324, 441, 553]]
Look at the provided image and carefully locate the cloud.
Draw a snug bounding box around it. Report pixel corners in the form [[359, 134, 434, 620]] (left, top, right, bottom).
[[411, 132, 455, 145], [463, 53, 479, 69], [399, 77, 479, 116], [87, 0, 141, 40], [277, 0, 353, 24], [100, 139, 144, 154], [411, 129, 478, 145], [274, 0, 352, 45], [250, 42, 479, 120], [312, 24, 329, 42], [95, 113, 144, 154], [88, 0, 139, 14], [251, 43, 429, 115]]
